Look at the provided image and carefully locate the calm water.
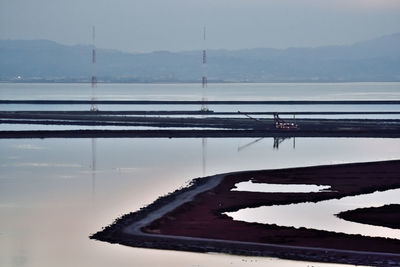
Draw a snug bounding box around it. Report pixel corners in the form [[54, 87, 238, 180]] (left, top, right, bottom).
[[231, 181, 331, 193], [1, 137, 399, 267], [1, 82, 400, 101], [1, 82, 400, 117], [227, 188, 400, 239], [1, 83, 399, 267]]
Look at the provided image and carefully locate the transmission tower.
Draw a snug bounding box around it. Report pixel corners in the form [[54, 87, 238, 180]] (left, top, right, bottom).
[[201, 26, 208, 112], [91, 26, 98, 112], [201, 27, 209, 176]]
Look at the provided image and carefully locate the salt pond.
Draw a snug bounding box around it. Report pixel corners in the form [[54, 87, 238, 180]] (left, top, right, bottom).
[[232, 181, 331, 193], [1, 82, 399, 267], [226, 188, 400, 240], [1, 137, 399, 267]]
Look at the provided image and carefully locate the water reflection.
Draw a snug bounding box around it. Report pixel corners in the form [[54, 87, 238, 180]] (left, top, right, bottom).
[[1, 137, 399, 267], [91, 138, 97, 202], [238, 137, 296, 151], [202, 138, 207, 177], [232, 181, 331, 193], [273, 137, 294, 150], [226, 188, 400, 240], [237, 138, 264, 152]]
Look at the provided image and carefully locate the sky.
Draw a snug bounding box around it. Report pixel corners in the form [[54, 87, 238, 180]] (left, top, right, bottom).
[[1, 0, 400, 53]]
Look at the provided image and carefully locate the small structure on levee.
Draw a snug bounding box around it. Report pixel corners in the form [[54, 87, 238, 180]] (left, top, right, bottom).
[[239, 111, 298, 130], [273, 112, 298, 129]]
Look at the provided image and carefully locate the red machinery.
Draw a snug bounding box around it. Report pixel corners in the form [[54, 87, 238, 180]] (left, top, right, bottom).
[[273, 113, 298, 129], [239, 111, 298, 130]]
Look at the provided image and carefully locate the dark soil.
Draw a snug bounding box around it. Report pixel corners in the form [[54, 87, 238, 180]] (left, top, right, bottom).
[[92, 160, 400, 266], [337, 204, 400, 230], [144, 160, 400, 253]]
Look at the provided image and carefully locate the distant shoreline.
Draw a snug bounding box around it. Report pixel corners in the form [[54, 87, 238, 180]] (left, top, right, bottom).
[[2, 80, 400, 84], [2, 99, 400, 104]]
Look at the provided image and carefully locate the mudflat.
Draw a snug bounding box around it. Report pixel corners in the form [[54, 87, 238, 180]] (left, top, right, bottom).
[[92, 160, 400, 266], [337, 204, 400, 230]]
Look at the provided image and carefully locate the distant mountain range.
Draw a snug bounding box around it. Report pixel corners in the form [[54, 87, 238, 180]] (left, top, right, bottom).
[[1, 33, 400, 82]]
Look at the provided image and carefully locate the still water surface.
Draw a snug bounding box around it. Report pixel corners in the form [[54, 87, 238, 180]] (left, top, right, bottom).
[[231, 181, 332, 193], [1, 82, 400, 101], [1, 83, 400, 118], [1, 137, 399, 267], [1, 83, 399, 267], [227, 188, 400, 239]]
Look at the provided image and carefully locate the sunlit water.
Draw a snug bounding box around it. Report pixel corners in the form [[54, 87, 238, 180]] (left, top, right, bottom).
[[1, 82, 399, 267]]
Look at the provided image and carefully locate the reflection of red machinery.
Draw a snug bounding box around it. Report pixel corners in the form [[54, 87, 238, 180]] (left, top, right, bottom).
[[274, 113, 298, 129]]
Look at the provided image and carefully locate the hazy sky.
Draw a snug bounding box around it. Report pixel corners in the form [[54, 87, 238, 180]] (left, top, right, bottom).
[[1, 0, 400, 53]]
